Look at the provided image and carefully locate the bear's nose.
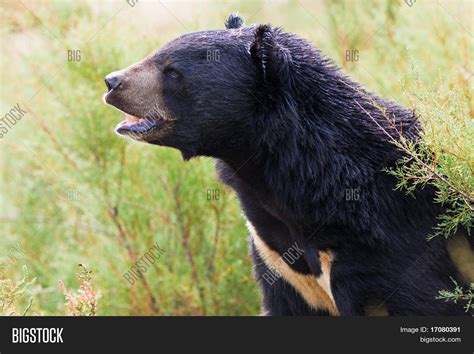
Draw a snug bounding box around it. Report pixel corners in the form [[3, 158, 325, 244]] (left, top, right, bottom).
[[104, 72, 122, 91]]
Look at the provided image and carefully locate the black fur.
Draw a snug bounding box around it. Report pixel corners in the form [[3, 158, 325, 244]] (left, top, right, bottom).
[[225, 13, 244, 29], [216, 20, 470, 315], [106, 14, 472, 315]]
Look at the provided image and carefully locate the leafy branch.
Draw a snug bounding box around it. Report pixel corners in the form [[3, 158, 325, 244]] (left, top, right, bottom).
[[348, 79, 473, 239], [436, 278, 474, 313]]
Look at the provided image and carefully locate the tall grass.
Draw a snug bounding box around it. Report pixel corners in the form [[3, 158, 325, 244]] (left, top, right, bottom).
[[0, 0, 472, 315]]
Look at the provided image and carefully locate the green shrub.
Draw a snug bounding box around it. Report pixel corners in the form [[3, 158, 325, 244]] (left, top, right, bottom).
[[1, 0, 471, 315]]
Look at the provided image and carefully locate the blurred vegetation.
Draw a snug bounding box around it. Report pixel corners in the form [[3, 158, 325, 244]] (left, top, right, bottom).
[[0, 0, 472, 315], [0, 266, 35, 316]]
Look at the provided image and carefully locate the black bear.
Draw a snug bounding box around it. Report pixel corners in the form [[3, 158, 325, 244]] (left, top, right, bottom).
[[104, 14, 473, 316]]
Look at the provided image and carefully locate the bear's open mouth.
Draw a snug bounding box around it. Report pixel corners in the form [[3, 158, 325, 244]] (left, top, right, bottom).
[[115, 114, 166, 138]]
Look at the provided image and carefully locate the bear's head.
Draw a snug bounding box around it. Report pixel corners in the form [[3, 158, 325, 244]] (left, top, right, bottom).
[[104, 14, 297, 160]]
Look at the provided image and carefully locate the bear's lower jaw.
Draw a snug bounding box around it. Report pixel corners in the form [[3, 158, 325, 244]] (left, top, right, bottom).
[[115, 113, 167, 140]]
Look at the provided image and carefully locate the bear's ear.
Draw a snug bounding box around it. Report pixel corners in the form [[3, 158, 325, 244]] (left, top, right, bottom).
[[250, 25, 291, 84], [225, 13, 244, 29]]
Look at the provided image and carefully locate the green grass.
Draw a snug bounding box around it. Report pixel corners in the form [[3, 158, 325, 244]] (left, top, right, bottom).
[[0, 0, 472, 315]]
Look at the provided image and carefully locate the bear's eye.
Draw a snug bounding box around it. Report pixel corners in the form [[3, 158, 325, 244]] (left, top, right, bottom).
[[164, 66, 181, 79]]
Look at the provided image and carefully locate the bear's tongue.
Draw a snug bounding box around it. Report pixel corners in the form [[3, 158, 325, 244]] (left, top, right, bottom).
[[118, 114, 142, 127], [115, 113, 164, 136]]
